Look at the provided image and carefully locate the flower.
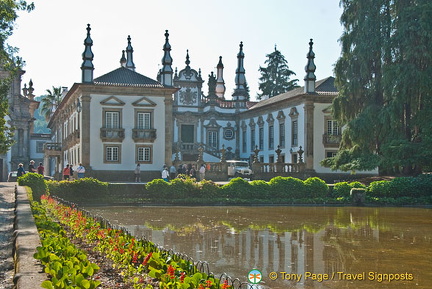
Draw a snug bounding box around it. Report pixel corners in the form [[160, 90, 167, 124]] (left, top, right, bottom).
[[180, 272, 186, 283], [142, 252, 153, 266], [205, 279, 213, 288], [167, 265, 175, 279], [132, 252, 138, 264]]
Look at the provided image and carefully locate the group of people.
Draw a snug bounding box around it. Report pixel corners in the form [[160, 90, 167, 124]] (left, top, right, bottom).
[[16, 160, 86, 180], [63, 163, 86, 180], [165, 163, 206, 182], [134, 163, 207, 183], [16, 160, 45, 177]]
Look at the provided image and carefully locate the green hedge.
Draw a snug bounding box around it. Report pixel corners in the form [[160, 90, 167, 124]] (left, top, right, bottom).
[[368, 175, 432, 198], [332, 181, 366, 198], [268, 176, 306, 199], [249, 180, 270, 199], [46, 178, 108, 202], [17, 173, 48, 202], [42, 174, 432, 205], [220, 177, 251, 198], [304, 177, 329, 198]]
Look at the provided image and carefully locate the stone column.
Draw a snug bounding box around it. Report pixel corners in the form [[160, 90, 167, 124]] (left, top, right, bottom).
[[81, 95, 91, 168], [164, 96, 173, 165], [275, 145, 283, 173], [304, 101, 315, 171]]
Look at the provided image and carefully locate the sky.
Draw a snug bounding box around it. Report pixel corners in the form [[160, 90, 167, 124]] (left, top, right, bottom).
[[9, 0, 344, 100]]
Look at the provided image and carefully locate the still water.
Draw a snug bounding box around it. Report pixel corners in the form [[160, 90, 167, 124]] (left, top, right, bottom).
[[84, 206, 432, 288]]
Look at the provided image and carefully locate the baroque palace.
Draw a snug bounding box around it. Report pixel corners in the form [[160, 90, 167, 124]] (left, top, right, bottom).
[[1, 24, 376, 182]]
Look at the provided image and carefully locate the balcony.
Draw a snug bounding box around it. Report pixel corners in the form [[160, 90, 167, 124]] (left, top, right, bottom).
[[322, 133, 342, 147], [64, 129, 80, 144], [100, 128, 125, 142], [43, 142, 62, 156], [132, 129, 157, 142]]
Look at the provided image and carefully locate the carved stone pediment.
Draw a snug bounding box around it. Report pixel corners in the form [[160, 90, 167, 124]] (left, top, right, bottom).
[[100, 96, 125, 106]]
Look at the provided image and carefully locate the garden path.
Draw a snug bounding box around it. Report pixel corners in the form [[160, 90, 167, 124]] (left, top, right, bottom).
[[0, 182, 16, 289]]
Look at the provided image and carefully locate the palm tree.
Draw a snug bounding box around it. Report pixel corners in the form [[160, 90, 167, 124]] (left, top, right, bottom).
[[40, 86, 62, 121]]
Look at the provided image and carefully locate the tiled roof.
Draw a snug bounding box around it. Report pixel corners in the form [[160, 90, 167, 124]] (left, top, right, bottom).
[[93, 67, 165, 88], [249, 76, 337, 110], [315, 76, 338, 94]]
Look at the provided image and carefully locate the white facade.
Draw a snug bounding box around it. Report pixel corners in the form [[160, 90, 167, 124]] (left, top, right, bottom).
[[43, 26, 376, 181]]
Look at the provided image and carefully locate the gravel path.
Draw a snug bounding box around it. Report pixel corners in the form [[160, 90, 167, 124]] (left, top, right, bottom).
[[0, 183, 16, 289]]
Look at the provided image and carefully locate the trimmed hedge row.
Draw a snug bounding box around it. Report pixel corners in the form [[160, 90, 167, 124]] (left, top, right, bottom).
[[17, 172, 48, 201], [145, 176, 330, 201], [26, 174, 432, 205], [368, 175, 432, 198]]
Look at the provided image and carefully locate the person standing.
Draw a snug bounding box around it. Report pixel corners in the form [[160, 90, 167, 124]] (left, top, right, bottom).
[[169, 164, 177, 180], [199, 164, 206, 181], [161, 166, 170, 182], [177, 164, 183, 176], [189, 165, 197, 179], [76, 163, 86, 179], [17, 163, 26, 177], [63, 164, 70, 181], [37, 162, 45, 175], [28, 160, 36, 173], [69, 164, 74, 180], [134, 164, 141, 182]]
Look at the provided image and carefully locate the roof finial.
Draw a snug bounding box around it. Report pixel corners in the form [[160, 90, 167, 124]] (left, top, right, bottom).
[[120, 50, 126, 67], [160, 29, 173, 86], [81, 23, 94, 83], [125, 35, 136, 71], [216, 56, 226, 99], [304, 38, 316, 93], [232, 41, 248, 102], [27, 79, 35, 100], [185, 49, 190, 67]]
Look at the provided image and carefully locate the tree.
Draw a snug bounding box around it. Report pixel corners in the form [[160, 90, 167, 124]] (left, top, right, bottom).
[[40, 86, 63, 121], [0, 0, 34, 154], [257, 46, 298, 100], [322, 0, 432, 175]]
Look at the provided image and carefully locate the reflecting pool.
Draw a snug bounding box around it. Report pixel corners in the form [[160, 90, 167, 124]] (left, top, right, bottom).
[[84, 206, 432, 288]]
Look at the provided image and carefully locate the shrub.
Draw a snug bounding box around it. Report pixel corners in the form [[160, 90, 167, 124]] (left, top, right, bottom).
[[46, 180, 61, 196], [268, 176, 305, 199], [220, 177, 251, 198], [367, 175, 432, 199], [145, 178, 170, 199], [387, 177, 414, 198], [170, 177, 200, 198], [47, 178, 108, 202], [349, 181, 366, 189], [368, 180, 391, 198], [249, 180, 270, 199], [199, 179, 220, 199], [412, 174, 432, 197], [17, 173, 48, 201], [304, 177, 329, 198], [383, 176, 432, 198], [333, 181, 366, 198], [332, 182, 351, 198]]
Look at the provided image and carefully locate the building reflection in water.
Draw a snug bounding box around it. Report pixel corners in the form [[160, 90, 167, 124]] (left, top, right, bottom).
[[86, 206, 432, 289]]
